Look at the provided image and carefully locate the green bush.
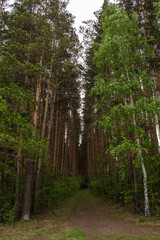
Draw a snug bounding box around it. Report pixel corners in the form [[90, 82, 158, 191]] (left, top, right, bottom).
[[88, 178, 105, 196], [36, 176, 83, 212], [88, 177, 117, 201], [0, 194, 17, 224], [0, 202, 17, 224], [0, 159, 16, 224]]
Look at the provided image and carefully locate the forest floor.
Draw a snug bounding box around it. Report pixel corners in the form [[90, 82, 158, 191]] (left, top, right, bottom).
[[1, 190, 160, 240]]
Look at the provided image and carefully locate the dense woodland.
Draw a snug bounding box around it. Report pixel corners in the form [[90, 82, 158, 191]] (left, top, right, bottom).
[[0, 0, 160, 223]]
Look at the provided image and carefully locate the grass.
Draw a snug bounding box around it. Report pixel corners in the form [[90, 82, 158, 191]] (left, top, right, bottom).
[[0, 221, 86, 240], [0, 192, 86, 240], [1, 190, 160, 240], [138, 216, 160, 226], [86, 190, 160, 228], [57, 227, 85, 240], [106, 233, 159, 240]]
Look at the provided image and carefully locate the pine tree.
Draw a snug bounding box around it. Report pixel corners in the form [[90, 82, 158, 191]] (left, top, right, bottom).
[[0, 0, 81, 222]]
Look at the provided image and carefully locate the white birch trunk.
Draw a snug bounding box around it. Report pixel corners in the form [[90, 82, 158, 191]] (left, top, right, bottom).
[[125, 67, 150, 216], [137, 137, 150, 216], [152, 70, 160, 152], [155, 114, 160, 153], [131, 100, 150, 216]]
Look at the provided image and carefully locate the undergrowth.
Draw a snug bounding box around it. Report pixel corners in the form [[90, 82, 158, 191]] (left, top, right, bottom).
[[36, 176, 84, 213]]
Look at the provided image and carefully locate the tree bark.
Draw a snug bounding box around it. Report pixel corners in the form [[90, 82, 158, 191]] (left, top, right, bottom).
[[34, 59, 53, 211], [60, 117, 66, 178], [15, 148, 22, 219], [124, 66, 150, 216], [21, 55, 43, 221], [21, 160, 33, 221], [53, 107, 59, 168]]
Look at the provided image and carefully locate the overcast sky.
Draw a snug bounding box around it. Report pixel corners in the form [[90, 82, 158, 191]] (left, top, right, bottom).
[[67, 0, 104, 34]]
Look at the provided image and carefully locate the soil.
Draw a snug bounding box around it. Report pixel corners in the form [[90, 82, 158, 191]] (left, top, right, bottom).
[[68, 191, 160, 239], [1, 190, 160, 240]]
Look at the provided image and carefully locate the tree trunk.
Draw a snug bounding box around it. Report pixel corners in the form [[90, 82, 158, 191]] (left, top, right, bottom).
[[21, 55, 43, 221], [87, 135, 90, 180], [34, 60, 52, 211], [141, 161, 150, 216], [60, 118, 66, 178], [124, 65, 150, 216], [21, 160, 33, 221], [53, 108, 59, 168], [56, 114, 61, 177], [15, 148, 22, 219], [47, 92, 56, 153]]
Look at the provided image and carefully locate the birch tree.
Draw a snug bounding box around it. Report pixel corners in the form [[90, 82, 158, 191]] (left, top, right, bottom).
[[90, 4, 160, 216]]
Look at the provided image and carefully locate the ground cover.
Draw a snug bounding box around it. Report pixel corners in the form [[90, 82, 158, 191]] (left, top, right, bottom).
[[1, 190, 160, 240]]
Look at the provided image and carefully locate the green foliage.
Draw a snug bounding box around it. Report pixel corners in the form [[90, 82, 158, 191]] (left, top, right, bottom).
[[0, 203, 17, 224], [88, 176, 117, 201], [0, 86, 47, 159], [121, 189, 133, 204], [87, 2, 160, 214], [0, 0, 81, 223], [0, 159, 16, 223], [36, 176, 83, 212], [88, 177, 106, 196], [154, 2, 160, 21]]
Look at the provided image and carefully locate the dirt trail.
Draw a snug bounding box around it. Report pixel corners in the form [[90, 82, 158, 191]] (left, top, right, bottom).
[[68, 191, 160, 239], [1, 190, 160, 240]]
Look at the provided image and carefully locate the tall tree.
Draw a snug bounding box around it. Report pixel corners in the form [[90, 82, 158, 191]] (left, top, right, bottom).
[[82, 1, 160, 216], [0, 0, 81, 222]]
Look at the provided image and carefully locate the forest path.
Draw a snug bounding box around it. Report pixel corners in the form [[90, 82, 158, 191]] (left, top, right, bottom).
[[68, 190, 160, 239], [1, 190, 160, 240]]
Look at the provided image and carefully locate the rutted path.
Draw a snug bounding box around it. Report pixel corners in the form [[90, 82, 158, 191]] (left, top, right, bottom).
[[1, 190, 160, 240], [68, 190, 160, 239]]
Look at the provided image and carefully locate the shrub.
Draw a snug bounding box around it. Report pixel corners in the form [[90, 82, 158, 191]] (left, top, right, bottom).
[[36, 176, 83, 212]]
